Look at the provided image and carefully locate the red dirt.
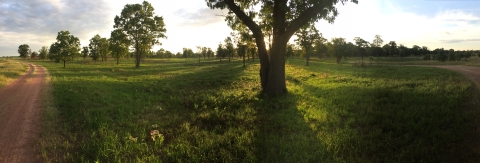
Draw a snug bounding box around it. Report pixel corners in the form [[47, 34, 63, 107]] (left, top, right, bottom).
[[0, 63, 46, 163]]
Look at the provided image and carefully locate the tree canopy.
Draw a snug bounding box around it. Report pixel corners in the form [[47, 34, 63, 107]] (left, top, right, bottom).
[[206, 0, 358, 95], [295, 25, 323, 66], [39, 46, 49, 60], [18, 44, 30, 59], [110, 29, 130, 65], [114, 1, 167, 68], [49, 31, 81, 67]]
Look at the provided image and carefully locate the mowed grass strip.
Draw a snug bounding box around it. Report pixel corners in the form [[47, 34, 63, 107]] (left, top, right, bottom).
[[36, 57, 480, 162], [0, 59, 28, 88]]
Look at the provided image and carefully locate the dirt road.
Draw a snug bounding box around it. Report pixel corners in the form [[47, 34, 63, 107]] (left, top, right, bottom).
[[433, 66, 480, 85], [0, 63, 46, 163]]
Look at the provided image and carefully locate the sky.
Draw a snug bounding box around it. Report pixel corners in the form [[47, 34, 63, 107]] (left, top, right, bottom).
[[0, 0, 479, 57]]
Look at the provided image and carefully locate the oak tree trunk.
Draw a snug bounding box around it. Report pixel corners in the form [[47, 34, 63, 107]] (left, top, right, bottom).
[[264, 41, 287, 95]]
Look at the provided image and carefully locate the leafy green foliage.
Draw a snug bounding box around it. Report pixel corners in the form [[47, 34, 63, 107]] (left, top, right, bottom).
[[295, 25, 324, 66], [39, 46, 49, 60], [327, 37, 347, 63], [49, 31, 80, 67], [110, 29, 130, 65], [205, 0, 359, 95], [114, 1, 167, 68], [89, 34, 109, 62], [18, 44, 30, 59], [81, 46, 89, 60]]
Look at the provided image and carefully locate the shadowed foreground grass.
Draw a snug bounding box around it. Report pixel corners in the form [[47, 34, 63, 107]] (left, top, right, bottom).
[[36, 57, 480, 162], [0, 59, 28, 88]]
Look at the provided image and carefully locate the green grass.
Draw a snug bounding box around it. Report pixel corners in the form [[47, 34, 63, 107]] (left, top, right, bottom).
[[365, 56, 480, 66], [0, 59, 28, 88], [35, 57, 480, 162]]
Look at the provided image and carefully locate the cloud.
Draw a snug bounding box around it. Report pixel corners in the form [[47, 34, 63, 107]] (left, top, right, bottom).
[[173, 8, 226, 27], [0, 0, 116, 56], [439, 39, 480, 43], [314, 0, 480, 50]]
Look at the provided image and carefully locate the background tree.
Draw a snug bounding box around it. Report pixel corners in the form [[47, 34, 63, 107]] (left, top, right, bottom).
[[372, 34, 383, 47], [182, 48, 194, 59], [448, 49, 456, 61], [216, 43, 226, 61], [314, 40, 328, 59], [89, 35, 101, 62], [207, 48, 214, 59], [114, 1, 167, 68], [49, 31, 81, 67], [286, 44, 295, 58], [18, 44, 30, 59], [156, 48, 165, 59], [99, 37, 110, 61], [295, 25, 323, 66], [224, 36, 234, 62], [388, 41, 398, 57], [436, 48, 447, 62], [371, 35, 383, 58], [464, 50, 472, 61], [206, 0, 358, 95], [39, 46, 48, 60], [382, 44, 390, 57], [30, 51, 38, 60], [411, 45, 421, 57], [353, 37, 369, 59], [110, 29, 130, 65], [345, 42, 355, 60], [328, 37, 347, 63], [81, 46, 89, 60], [398, 44, 408, 57]]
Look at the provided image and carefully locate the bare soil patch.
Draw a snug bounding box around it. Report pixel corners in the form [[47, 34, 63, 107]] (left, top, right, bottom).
[[0, 63, 46, 163]]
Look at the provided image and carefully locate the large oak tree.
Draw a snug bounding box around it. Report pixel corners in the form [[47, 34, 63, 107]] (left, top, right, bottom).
[[206, 0, 358, 95], [114, 1, 166, 68]]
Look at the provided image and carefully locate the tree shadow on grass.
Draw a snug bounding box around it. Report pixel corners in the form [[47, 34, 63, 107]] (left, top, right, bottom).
[[253, 94, 333, 163], [283, 69, 480, 162]]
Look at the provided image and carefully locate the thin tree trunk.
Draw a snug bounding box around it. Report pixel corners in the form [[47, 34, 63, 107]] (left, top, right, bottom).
[[305, 46, 310, 66], [243, 52, 245, 67]]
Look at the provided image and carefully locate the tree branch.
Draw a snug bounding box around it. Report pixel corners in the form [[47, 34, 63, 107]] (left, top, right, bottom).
[[223, 0, 263, 40], [283, 2, 328, 41]]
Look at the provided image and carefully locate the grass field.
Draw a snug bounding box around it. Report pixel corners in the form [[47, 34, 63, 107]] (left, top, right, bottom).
[[363, 55, 480, 66], [0, 59, 28, 88], [33, 57, 480, 162]]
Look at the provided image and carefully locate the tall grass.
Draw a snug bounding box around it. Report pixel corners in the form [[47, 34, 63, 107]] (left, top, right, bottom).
[[0, 59, 28, 88], [35, 57, 480, 162]]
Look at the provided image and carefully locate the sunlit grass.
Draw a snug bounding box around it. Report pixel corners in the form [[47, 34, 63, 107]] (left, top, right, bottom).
[[0, 59, 28, 88], [35, 57, 480, 162]]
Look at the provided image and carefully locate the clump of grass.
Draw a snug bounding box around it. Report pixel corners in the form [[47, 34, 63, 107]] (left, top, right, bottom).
[[35, 57, 480, 162], [0, 59, 28, 88]]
